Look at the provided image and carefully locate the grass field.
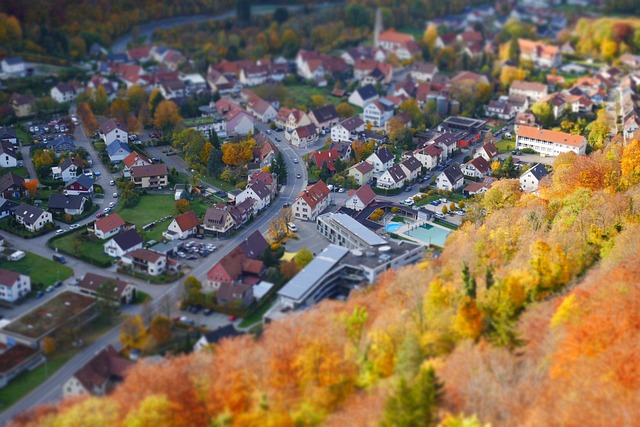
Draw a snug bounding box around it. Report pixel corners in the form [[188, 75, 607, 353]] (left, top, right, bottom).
[[0, 252, 73, 290], [201, 175, 235, 192], [5, 167, 28, 178], [50, 231, 113, 266], [496, 139, 516, 152]]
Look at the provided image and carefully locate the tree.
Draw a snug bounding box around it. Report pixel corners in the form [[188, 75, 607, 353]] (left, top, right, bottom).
[[149, 315, 171, 346], [381, 366, 442, 427], [127, 84, 147, 113], [442, 205, 448, 214], [120, 315, 147, 350], [336, 102, 354, 118], [148, 88, 164, 117], [531, 101, 554, 128], [499, 66, 527, 90], [345, 4, 369, 27], [273, 7, 289, 24], [42, 337, 56, 356], [109, 98, 131, 124], [281, 259, 301, 280], [295, 248, 313, 268], [175, 199, 191, 214], [586, 108, 610, 149], [270, 151, 288, 184], [90, 85, 109, 115], [154, 100, 183, 135], [208, 128, 221, 149], [24, 179, 38, 196], [422, 24, 438, 58], [96, 281, 121, 322]]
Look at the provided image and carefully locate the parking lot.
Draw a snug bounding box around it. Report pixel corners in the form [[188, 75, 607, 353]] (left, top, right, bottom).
[[28, 119, 73, 145], [174, 240, 219, 261]]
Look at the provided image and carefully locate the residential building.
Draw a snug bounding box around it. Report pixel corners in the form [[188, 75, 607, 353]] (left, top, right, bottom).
[[1, 57, 26, 76], [518, 38, 562, 69], [245, 93, 277, 123], [509, 80, 548, 102], [0, 142, 18, 168], [348, 161, 374, 185], [516, 125, 587, 156], [293, 180, 331, 221], [520, 163, 550, 192], [248, 170, 278, 198], [329, 141, 352, 160], [106, 140, 131, 163], [0, 344, 43, 389], [63, 346, 133, 398], [122, 152, 152, 178], [344, 184, 376, 211], [410, 62, 438, 82], [0, 172, 26, 199], [0, 268, 30, 303], [163, 210, 200, 240], [120, 249, 167, 276], [331, 116, 365, 142], [399, 156, 423, 182], [229, 199, 255, 228], [514, 111, 537, 132], [348, 84, 379, 108], [10, 94, 36, 118], [436, 164, 464, 191], [290, 123, 318, 148], [413, 144, 443, 170], [94, 213, 126, 240], [205, 246, 265, 291], [47, 194, 87, 216], [194, 325, 242, 352], [285, 109, 311, 136], [50, 83, 78, 103], [51, 158, 80, 182], [65, 175, 95, 196], [77, 273, 137, 305], [49, 135, 76, 153], [362, 98, 395, 128], [0, 197, 18, 220], [15, 204, 52, 232], [376, 29, 420, 60], [309, 149, 340, 173], [366, 146, 395, 174], [474, 142, 499, 163], [463, 176, 496, 196], [462, 156, 491, 178], [377, 164, 407, 190], [0, 126, 17, 145], [104, 229, 144, 258], [99, 119, 128, 146], [130, 164, 168, 189], [203, 206, 236, 237], [226, 111, 255, 136], [309, 105, 341, 130], [485, 99, 515, 120]]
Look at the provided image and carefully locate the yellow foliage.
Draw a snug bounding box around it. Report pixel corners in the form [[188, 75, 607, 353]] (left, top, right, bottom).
[[550, 294, 580, 327]]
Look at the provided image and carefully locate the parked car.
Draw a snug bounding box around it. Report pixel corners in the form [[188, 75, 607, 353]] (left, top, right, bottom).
[[338, 187, 345, 193], [70, 224, 79, 229], [435, 213, 445, 219], [54, 281, 63, 288], [35, 291, 44, 298], [56, 229, 66, 235], [293, 158, 299, 163], [96, 212, 106, 218], [110, 180, 115, 186], [109, 202, 115, 207], [46, 286, 54, 293], [113, 193, 118, 198], [287, 222, 297, 232], [404, 186, 412, 192], [53, 254, 66, 264]]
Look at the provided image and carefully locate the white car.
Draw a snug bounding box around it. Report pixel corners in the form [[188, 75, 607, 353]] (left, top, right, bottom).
[[293, 158, 299, 163], [110, 180, 115, 186], [56, 229, 66, 235], [338, 188, 345, 193], [103, 207, 111, 213], [435, 213, 445, 219], [70, 224, 80, 229], [287, 222, 297, 232], [404, 198, 415, 206], [109, 202, 115, 207]]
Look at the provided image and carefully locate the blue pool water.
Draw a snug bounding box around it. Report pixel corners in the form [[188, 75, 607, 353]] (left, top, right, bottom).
[[404, 224, 451, 247], [385, 223, 403, 232]]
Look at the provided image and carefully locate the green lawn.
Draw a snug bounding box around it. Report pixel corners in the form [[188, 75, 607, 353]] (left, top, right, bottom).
[[15, 127, 31, 146], [200, 175, 235, 192], [5, 167, 28, 178], [0, 252, 73, 290], [415, 194, 440, 206], [496, 139, 515, 153], [239, 298, 276, 328], [50, 231, 113, 266]]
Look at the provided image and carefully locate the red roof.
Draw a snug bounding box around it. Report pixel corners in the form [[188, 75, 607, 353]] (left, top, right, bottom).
[[123, 152, 151, 168], [174, 210, 200, 232], [379, 29, 415, 44], [297, 180, 331, 209], [310, 149, 340, 171], [351, 184, 376, 206], [95, 213, 125, 233]]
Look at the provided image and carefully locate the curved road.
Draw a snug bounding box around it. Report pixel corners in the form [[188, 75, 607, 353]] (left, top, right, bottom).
[[111, 2, 344, 53]]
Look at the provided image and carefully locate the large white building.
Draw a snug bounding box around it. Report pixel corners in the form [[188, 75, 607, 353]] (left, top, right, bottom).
[[516, 125, 586, 156]]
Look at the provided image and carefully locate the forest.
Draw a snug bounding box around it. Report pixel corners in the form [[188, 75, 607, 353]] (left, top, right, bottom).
[[10, 133, 640, 426]]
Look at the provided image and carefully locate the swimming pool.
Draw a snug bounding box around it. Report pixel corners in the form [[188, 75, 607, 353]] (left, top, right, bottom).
[[385, 223, 403, 232], [404, 223, 451, 247]]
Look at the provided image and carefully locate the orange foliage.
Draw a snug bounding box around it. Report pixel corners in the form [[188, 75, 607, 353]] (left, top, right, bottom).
[[24, 179, 38, 196]]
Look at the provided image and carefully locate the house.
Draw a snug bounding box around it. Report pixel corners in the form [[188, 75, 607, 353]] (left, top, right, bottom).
[[205, 246, 265, 291], [248, 170, 278, 198], [106, 140, 131, 163], [290, 124, 318, 148], [462, 156, 491, 178], [329, 141, 352, 160], [51, 158, 80, 182], [366, 146, 395, 174], [400, 156, 423, 182], [363, 98, 395, 128], [49, 135, 76, 153], [344, 184, 376, 211], [47, 194, 88, 216], [65, 175, 95, 196], [14, 204, 53, 232], [0, 142, 18, 168], [50, 83, 78, 103], [121, 249, 167, 276], [0, 126, 17, 145], [514, 111, 537, 132], [217, 282, 254, 307], [226, 111, 255, 136], [516, 125, 587, 156], [376, 29, 420, 60], [449, 71, 489, 86], [348, 84, 379, 108], [331, 116, 365, 142], [122, 152, 152, 178], [244, 92, 277, 123], [354, 60, 393, 85], [0, 172, 26, 199], [436, 164, 464, 191], [164, 210, 200, 241], [485, 99, 515, 120], [377, 164, 408, 190], [94, 213, 126, 240], [99, 119, 128, 146], [293, 180, 331, 221], [229, 199, 255, 228], [285, 109, 311, 136], [463, 176, 496, 196], [194, 325, 242, 352], [410, 62, 438, 82], [309, 105, 340, 130], [10, 94, 36, 118], [203, 206, 236, 237], [348, 161, 374, 186], [62, 346, 133, 398], [432, 132, 459, 159], [520, 163, 550, 192], [474, 142, 499, 163], [159, 80, 186, 100], [1, 57, 26, 76], [413, 144, 443, 170], [0, 197, 18, 220], [509, 80, 548, 102], [130, 164, 168, 189], [77, 273, 137, 305], [0, 268, 31, 303], [518, 39, 562, 69], [309, 149, 340, 173], [104, 229, 144, 258], [619, 53, 640, 69], [236, 183, 272, 214]]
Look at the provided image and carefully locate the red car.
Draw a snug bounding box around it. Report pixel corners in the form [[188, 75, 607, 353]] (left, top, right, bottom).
[[150, 133, 159, 139], [96, 212, 106, 218], [229, 315, 237, 321]]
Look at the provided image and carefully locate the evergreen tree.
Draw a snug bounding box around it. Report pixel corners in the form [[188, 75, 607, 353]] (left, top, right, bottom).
[[207, 146, 223, 178], [485, 267, 495, 290], [382, 366, 443, 427], [462, 262, 477, 299], [270, 152, 288, 184], [319, 162, 331, 182], [208, 128, 221, 149], [509, 37, 520, 63]]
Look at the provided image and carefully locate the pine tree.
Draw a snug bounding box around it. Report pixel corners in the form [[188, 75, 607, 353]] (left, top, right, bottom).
[[485, 267, 495, 290], [382, 366, 443, 427], [462, 262, 477, 299]]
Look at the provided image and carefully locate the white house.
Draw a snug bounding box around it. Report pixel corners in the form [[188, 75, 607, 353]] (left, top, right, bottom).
[[1, 57, 26, 76], [376, 164, 407, 190], [0, 268, 31, 303], [235, 183, 271, 214], [106, 140, 132, 163], [121, 249, 167, 276], [47, 194, 87, 216], [122, 152, 152, 178], [51, 158, 80, 182], [50, 83, 78, 103], [94, 213, 126, 240], [474, 142, 499, 163], [462, 156, 491, 178], [163, 210, 200, 241], [226, 111, 255, 136], [413, 144, 443, 170], [99, 119, 128, 146], [15, 204, 53, 232], [366, 146, 395, 174], [436, 164, 464, 191], [362, 98, 395, 128], [0, 142, 18, 168], [433, 132, 458, 160], [290, 124, 318, 148], [410, 62, 438, 82], [104, 229, 144, 258], [194, 325, 242, 353], [516, 125, 587, 156], [348, 84, 379, 108], [331, 116, 365, 142], [520, 163, 549, 192], [293, 180, 331, 221], [509, 80, 548, 102], [344, 184, 377, 211], [246, 96, 277, 123], [239, 64, 269, 86], [399, 156, 423, 182]]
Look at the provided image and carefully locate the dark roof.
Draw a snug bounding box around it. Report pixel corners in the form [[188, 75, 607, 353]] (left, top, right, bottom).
[[386, 164, 407, 183], [0, 126, 17, 140], [67, 174, 95, 190], [310, 105, 339, 123], [0, 172, 25, 192], [401, 156, 422, 172], [79, 273, 131, 297], [50, 135, 76, 152], [99, 118, 127, 135], [434, 132, 457, 147], [0, 141, 16, 158], [239, 230, 269, 259], [356, 84, 378, 101], [202, 324, 243, 344], [248, 183, 270, 200], [441, 164, 464, 184], [339, 116, 364, 132], [15, 203, 47, 225], [0, 196, 19, 212], [112, 229, 143, 251], [47, 194, 86, 210], [525, 163, 549, 181], [372, 146, 394, 163], [73, 345, 133, 392], [3, 57, 24, 65], [107, 140, 131, 157]]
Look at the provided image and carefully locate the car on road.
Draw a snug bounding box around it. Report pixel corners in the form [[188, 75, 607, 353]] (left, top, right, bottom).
[[429, 200, 440, 206], [53, 254, 66, 264], [287, 222, 297, 232], [296, 173, 302, 179], [110, 180, 115, 186], [35, 291, 44, 298], [203, 308, 213, 316], [152, 157, 160, 163], [56, 229, 66, 235], [70, 224, 80, 229], [276, 137, 281, 142], [54, 281, 63, 288], [113, 193, 118, 198], [46, 285, 54, 293], [96, 212, 106, 218], [150, 133, 159, 139], [404, 186, 412, 192], [94, 171, 101, 177], [338, 187, 345, 193], [404, 198, 415, 206], [283, 202, 290, 208], [103, 207, 111, 213], [109, 202, 115, 207], [229, 314, 237, 321], [293, 158, 299, 163]]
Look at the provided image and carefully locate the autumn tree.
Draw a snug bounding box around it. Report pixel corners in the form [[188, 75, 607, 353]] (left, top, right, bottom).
[[281, 259, 301, 280], [148, 88, 164, 117], [77, 102, 99, 135], [120, 315, 147, 350], [295, 248, 313, 268], [41, 337, 56, 356], [154, 100, 183, 135], [336, 102, 355, 118], [149, 315, 172, 346], [499, 66, 527, 90], [621, 139, 640, 188], [381, 366, 442, 427], [24, 179, 38, 197], [175, 199, 191, 214], [532, 101, 554, 128]]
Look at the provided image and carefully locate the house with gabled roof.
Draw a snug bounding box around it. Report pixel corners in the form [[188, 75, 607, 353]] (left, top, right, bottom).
[[205, 246, 265, 291], [285, 109, 311, 137], [50, 83, 78, 103], [47, 194, 88, 216], [0, 126, 17, 145], [516, 125, 586, 156], [229, 198, 255, 227], [345, 184, 376, 211], [518, 38, 561, 69], [122, 152, 152, 178], [363, 98, 395, 128], [0, 196, 19, 220], [376, 29, 420, 60], [331, 116, 365, 142], [51, 158, 81, 182], [245, 92, 277, 123], [348, 161, 374, 185], [329, 141, 352, 160], [106, 140, 131, 163], [410, 62, 438, 83], [65, 175, 95, 196], [520, 163, 549, 192], [99, 119, 128, 146], [475, 142, 499, 163], [436, 164, 464, 191], [291, 123, 318, 148], [49, 135, 76, 153], [463, 176, 496, 196], [309, 149, 340, 173], [462, 156, 491, 178], [248, 170, 277, 198], [94, 213, 127, 240], [235, 183, 271, 214], [509, 80, 548, 102], [0, 141, 18, 168], [164, 210, 200, 241], [377, 164, 407, 190], [0, 268, 31, 303], [0, 172, 26, 199], [348, 84, 379, 108], [63, 345, 133, 398], [130, 164, 168, 189], [366, 146, 395, 174], [413, 143, 443, 170], [293, 180, 331, 221], [203, 205, 236, 237], [15, 204, 53, 232], [104, 229, 144, 258], [309, 105, 340, 130], [77, 273, 137, 305], [120, 248, 167, 276], [400, 156, 423, 182]]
